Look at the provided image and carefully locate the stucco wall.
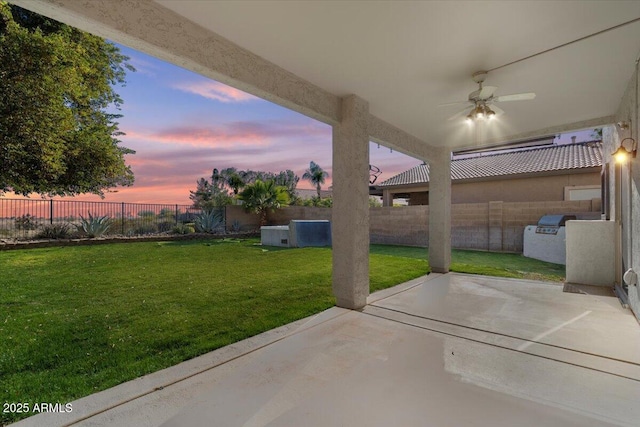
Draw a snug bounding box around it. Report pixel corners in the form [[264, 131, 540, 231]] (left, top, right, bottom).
[[451, 172, 600, 203], [610, 65, 640, 321], [566, 221, 616, 286], [400, 171, 600, 205]]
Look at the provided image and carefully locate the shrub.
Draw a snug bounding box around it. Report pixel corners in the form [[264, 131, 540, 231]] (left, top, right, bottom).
[[177, 212, 198, 222], [159, 208, 176, 221], [137, 210, 156, 218], [295, 196, 333, 207], [369, 197, 382, 207], [36, 223, 72, 239], [14, 214, 38, 230], [157, 221, 175, 233], [77, 212, 111, 238], [194, 209, 224, 233], [230, 220, 242, 232], [172, 223, 195, 234], [132, 223, 157, 235]]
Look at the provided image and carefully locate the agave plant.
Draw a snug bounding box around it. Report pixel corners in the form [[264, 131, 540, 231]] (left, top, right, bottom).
[[194, 209, 224, 233], [77, 212, 111, 238]]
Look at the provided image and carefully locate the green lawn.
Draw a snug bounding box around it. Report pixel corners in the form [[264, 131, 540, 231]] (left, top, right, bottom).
[[0, 238, 427, 424], [0, 239, 564, 424], [369, 244, 565, 282]]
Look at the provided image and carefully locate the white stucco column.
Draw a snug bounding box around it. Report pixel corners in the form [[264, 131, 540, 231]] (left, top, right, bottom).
[[428, 148, 451, 273], [332, 95, 370, 309]]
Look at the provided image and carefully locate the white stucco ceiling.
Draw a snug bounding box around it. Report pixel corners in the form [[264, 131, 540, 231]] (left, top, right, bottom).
[[156, 0, 640, 149]]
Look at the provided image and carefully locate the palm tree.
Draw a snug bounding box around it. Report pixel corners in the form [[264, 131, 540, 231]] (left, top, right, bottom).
[[238, 179, 290, 226], [226, 173, 245, 195], [302, 161, 329, 198]]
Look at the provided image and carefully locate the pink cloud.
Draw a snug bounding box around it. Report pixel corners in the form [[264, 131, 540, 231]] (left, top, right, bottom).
[[174, 80, 257, 103], [121, 120, 330, 149], [123, 127, 267, 148]]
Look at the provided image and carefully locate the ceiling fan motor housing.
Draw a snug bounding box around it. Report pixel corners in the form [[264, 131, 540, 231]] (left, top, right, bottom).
[[472, 71, 488, 84]]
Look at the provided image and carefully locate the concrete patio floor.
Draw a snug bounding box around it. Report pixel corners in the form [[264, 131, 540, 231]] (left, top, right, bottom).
[[14, 273, 640, 427]]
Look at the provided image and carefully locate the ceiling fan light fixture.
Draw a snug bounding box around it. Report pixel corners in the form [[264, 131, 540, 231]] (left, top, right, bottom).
[[485, 106, 496, 120], [473, 105, 485, 120]]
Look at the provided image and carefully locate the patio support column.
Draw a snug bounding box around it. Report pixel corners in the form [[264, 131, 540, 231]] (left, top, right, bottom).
[[332, 95, 370, 309], [428, 147, 451, 273], [382, 190, 394, 207]]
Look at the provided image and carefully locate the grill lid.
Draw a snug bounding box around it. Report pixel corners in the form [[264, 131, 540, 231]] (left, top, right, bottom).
[[537, 214, 576, 228]]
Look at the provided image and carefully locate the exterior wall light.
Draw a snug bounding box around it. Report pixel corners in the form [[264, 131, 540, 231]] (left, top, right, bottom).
[[613, 137, 637, 163]]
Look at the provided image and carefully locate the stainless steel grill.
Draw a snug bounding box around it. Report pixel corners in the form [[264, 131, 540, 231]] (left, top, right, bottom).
[[535, 214, 576, 235]]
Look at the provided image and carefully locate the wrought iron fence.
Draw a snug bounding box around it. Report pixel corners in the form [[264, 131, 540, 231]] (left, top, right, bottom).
[[0, 199, 209, 240]]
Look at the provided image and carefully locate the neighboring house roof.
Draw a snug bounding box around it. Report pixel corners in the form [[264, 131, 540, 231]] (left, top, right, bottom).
[[378, 141, 603, 187]]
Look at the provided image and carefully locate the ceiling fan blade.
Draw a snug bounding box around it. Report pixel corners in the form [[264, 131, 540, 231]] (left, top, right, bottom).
[[494, 92, 536, 102], [437, 100, 469, 108], [448, 106, 472, 121], [491, 104, 505, 116], [478, 85, 497, 99]]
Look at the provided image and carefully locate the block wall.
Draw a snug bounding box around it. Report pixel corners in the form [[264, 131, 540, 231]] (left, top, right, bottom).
[[245, 199, 600, 252]]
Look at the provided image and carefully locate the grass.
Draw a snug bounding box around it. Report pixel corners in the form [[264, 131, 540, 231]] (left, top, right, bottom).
[[0, 238, 427, 424], [369, 244, 565, 282], [0, 239, 564, 424]]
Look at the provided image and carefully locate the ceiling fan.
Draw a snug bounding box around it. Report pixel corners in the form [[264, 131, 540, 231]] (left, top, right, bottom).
[[440, 71, 536, 123]]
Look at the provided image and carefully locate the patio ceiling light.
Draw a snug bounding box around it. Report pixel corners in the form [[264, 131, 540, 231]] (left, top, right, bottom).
[[466, 103, 496, 124], [613, 137, 637, 163]]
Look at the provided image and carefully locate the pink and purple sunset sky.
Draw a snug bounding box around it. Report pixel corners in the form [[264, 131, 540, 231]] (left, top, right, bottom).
[[5, 43, 592, 205], [77, 43, 423, 205]]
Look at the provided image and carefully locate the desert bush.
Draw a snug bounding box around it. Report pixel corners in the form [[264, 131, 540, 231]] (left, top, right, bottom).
[[172, 223, 195, 234], [178, 211, 199, 222], [159, 208, 176, 220], [157, 221, 174, 233], [36, 223, 72, 239], [132, 223, 157, 235], [137, 210, 156, 218], [14, 214, 38, 230]]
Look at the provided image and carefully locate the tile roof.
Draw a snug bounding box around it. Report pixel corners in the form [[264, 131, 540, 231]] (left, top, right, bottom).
[[378, 141, 603, 187]]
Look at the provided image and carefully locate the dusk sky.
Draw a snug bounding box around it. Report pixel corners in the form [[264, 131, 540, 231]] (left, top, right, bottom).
[[5, 42, 592, 206], [70, 43, 423, 205]]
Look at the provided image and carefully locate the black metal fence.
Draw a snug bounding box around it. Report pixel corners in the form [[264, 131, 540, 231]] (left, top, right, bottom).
[[0, 199, 207, 240]]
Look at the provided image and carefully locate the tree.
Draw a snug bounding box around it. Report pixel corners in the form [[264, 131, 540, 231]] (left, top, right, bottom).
[[189, 177, 231, 210], [590, 128, 603, 141], [0, 3, 135, 197], [302, 161, 329, 198], [219, 167, 245, 195], [192, 167, 300, 204], [238, 179, 290, 225], [272, 169, 300, 201]]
